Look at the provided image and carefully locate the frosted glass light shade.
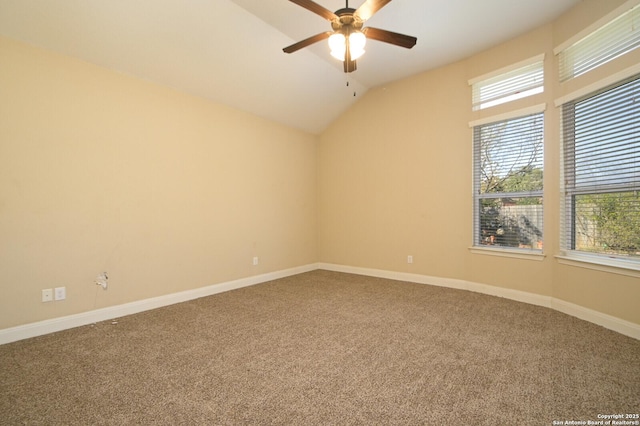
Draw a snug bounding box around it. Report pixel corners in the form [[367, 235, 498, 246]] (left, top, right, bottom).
[[328, 31, 367, 61], [349, 31, 366, 60], [329, 33, 346, 60]]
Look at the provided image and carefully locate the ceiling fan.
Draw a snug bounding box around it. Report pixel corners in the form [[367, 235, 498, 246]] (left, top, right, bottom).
[[282, 0, 417, 73]]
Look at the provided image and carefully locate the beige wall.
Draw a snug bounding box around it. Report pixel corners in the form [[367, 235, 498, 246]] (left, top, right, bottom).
[[319, 63, 471, 280], [2, 0, 639, 334], [319, 0, 640, 325], [0, 37, 317, 329]]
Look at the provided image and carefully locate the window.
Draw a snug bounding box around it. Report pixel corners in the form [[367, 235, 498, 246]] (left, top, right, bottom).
[[470, 57, 544, 110], [473, 112, 544, 250], [561, 74, 640, 262], [558, 4, 640, 81]]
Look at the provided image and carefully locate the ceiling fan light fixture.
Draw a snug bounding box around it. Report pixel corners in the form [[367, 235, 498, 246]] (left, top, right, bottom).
[[329, 30, 366, 61], [283, 0, 417, 73]]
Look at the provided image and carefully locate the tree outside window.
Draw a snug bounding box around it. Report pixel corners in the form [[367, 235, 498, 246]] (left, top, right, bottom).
[[562, 74, 640, 260], [474, 112, 544, 250]]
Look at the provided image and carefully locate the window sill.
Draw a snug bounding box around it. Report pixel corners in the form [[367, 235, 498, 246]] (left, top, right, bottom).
[[469, 247, 545, 261], [556, 253, 640, 278]]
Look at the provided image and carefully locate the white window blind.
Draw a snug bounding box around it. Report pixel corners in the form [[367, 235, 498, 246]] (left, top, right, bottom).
[[561, 74, 640, 260], [471, 61, 544, 110], [473, 112, 544, 249], [558, 5, 640, 81]]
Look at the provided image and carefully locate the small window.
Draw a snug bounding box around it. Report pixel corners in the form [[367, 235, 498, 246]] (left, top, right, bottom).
[[561, 74, 640, 261], [558, 4, 640, 81], [470, 59, 544, 111], [473, 112, 544, 249]]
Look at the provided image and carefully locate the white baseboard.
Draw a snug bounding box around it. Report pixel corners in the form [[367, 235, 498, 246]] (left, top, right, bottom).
[[0, 263, 319, 345], [318, 263, 640, 340], [3, 262, 638, 345], [550, 298, 640, 341]]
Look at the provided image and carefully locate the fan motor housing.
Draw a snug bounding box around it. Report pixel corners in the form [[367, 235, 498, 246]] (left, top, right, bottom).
[[331, 8, 363, 32]]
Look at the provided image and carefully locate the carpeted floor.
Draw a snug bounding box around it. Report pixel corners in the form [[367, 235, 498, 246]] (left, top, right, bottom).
[[1, 270, 638, 425]]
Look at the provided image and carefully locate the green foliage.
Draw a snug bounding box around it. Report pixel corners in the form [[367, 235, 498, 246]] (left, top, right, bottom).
[[576, 191, 640, 255], [481, 165, 543, 205], [501, 166, 543, 193]]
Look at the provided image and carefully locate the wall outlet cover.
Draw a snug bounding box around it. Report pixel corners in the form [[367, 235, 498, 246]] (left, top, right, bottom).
[[54, 286, 66, 301]]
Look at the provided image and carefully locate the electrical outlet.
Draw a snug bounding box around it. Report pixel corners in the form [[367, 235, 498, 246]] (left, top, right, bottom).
[[54, 286, 66, 301], [407, 255, 413, 264], [42, 289, 53, 302], [252, 257, 259, 266]]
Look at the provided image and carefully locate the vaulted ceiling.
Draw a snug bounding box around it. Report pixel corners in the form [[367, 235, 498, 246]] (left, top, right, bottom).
[[0, 0, 580, 134]]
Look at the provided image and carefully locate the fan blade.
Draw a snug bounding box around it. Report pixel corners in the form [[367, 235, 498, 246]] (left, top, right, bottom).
[[283, 31, 332, 54], [355, 0, 392, 21], [363, 27, 417, 49], [288, 0, 338, 21]]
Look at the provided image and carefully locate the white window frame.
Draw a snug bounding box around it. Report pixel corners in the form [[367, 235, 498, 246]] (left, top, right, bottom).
[[470, 105, 546, 255], [558, 73, 640, 276]]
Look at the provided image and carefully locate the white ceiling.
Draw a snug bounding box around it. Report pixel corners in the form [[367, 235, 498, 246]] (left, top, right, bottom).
[[0, 0, 580, 134]]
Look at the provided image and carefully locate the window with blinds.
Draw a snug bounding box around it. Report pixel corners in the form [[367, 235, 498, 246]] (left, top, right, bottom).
[[473, 112, 544, 249], [561, 74, 640, 260], [471, 60, 544, 110], [558, 4, 640, 81]]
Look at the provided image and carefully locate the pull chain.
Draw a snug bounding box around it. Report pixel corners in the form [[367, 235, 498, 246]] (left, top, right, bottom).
[[346, 78, 356, 97]]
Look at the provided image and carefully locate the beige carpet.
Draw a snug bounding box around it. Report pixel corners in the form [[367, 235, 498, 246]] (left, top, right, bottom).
[[1, 270, 638, 425]]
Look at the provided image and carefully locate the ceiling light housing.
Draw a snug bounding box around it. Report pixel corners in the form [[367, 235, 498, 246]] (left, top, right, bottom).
[[328, 7, 366, 61]]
